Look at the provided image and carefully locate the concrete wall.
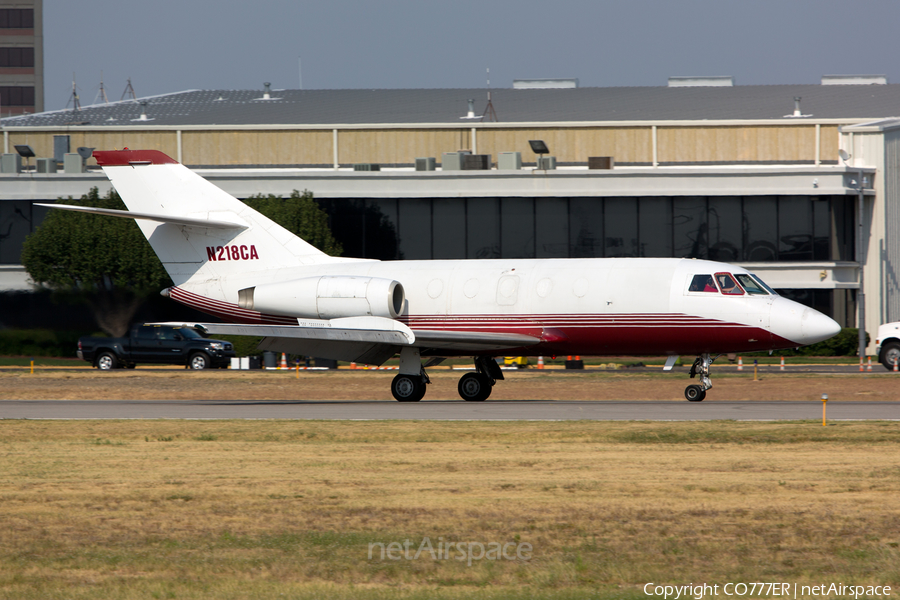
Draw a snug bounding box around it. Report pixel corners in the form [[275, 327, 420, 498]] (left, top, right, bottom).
[[882, 128, 900, 323]]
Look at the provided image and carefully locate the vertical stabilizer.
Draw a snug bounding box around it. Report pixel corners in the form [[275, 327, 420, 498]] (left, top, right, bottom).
[[93, 150, 339, 288]]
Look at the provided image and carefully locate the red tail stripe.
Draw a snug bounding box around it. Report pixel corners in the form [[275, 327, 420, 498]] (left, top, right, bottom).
[[94, 149, 178, 166]]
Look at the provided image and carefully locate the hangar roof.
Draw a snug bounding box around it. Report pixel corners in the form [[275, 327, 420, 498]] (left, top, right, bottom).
[[3, 84, 900, 127]]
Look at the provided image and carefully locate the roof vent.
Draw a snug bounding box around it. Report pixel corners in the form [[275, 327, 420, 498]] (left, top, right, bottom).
[[254, 83, 280, 101], [513, 78, 578, 89], [784, 96, 811, 118], [130, 101, 154, 122], [821, 74, 887, 85], [668, 76, 734, 87], [460, 98, 481, 120]]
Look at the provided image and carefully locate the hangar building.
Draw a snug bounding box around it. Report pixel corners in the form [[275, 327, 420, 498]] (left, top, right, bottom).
[[1, 77, 897, 349]]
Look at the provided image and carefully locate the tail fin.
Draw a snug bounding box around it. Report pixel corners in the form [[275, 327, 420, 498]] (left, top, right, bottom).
[[92, 150, 339, 287]]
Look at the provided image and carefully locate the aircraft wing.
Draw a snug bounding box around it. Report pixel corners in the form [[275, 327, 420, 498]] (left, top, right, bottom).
[[412, 330, 541, 351], [154, 318, 540, 366]]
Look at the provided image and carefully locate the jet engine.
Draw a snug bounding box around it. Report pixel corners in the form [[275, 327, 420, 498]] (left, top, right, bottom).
[[238, 276, 405, 320]]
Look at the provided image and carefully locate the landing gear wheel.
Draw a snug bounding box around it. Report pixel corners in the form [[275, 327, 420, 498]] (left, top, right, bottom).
[[391, 373, 426, 402], [684, 385, 706, 402], [96, 352, 118, 370], [880, 342, 900, 371], [458, 372, 492, 402]]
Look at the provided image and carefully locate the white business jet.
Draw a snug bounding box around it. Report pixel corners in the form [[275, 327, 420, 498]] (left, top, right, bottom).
[[40, 150, 840, 402]]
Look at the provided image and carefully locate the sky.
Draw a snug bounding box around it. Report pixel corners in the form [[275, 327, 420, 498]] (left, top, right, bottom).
[[44, 0, 900, 111]]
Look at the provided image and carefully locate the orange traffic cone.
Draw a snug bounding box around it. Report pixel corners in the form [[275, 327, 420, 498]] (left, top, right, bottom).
[[537, 356, 544, 369], [737, 356, 743, 371], [780, 356, 785, 371], [350, 362, 357, 370], [280, 353, 288, 369]]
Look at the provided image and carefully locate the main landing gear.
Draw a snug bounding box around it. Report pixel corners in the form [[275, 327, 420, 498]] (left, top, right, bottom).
[[685, 353, 718, 402], [389, 350, 505, 402], [391, 371, 429, 402], [457, 356, 504, 402], [391, 347, 430, 402]]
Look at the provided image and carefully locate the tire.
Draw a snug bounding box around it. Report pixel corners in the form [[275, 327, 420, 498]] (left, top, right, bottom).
[[458, 372, 492, 402], [96, 351, 119, 370], [684, 385, 706, 402], [189, 353, 210, 370], [391, 374, 426, 402], [880, 342, 900, 371]]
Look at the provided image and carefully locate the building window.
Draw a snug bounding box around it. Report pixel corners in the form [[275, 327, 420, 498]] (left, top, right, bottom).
[[707, 197, 742, 262], [639, 197, 673, 257], [673, 197, 708, 259], [0, 201, 47, 265], [569, 198, 603, 258], [0, 9, 34, 29], [315, 195, 851, 263], [0, 47, 35, 67], [0, 86, 35, 106]]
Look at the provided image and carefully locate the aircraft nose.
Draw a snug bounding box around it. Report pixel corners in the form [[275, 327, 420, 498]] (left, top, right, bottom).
[[799, 305, 842, 344], [770, 297, 841, 346]]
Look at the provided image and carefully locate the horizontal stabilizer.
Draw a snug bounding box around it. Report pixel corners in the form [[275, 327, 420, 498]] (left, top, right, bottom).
[[35, 203, 248, 230]]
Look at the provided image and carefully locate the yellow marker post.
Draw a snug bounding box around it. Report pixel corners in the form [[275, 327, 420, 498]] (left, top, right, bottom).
[[821, 394, 828, 426], [30, 359, 34, 374], [753, 359, 758, 381], [296, 364, 299, 379]]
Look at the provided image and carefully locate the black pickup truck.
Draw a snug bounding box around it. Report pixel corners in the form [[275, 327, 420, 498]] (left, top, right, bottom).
[[77, 324, 236, 370]]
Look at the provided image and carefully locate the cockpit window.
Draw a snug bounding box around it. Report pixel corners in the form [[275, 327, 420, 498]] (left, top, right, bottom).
[[736, 274, 768, 295], [751, 274, 778, 296], [715, 272, 744, 295], [688, 274, 718, 292]]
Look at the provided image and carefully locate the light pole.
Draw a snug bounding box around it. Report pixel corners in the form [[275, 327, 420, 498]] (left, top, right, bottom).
[[840, 149, 867, 362]]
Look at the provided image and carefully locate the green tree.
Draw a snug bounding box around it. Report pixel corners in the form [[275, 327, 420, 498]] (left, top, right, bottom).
[[244, 190, 343, 256], [21, 188, 171, 337]]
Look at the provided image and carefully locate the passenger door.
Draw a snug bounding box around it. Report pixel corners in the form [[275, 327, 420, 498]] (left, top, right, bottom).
[[130, 326, 161, 363]]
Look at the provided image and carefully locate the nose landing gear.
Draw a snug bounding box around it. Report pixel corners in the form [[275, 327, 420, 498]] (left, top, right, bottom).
[[685, 353, 718, 401]]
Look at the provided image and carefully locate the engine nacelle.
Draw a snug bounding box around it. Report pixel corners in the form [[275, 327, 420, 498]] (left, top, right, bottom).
[[238, 276, 405, 320]]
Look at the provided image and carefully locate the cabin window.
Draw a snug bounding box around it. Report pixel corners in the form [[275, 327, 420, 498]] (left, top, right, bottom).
[[736, 274, 768, 295], [688, 274, 718, 292], [715, 272, 744, 295]]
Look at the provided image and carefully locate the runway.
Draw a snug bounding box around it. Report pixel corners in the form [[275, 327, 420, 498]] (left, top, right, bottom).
[[1, 400, 897, 420]]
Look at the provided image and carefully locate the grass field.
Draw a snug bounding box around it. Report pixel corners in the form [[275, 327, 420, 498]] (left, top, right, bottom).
[[1, 420, 898, 599]]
